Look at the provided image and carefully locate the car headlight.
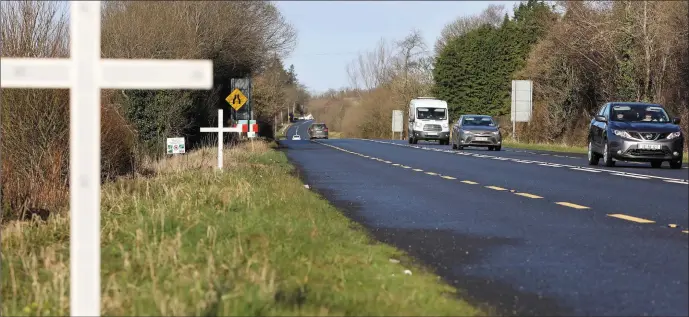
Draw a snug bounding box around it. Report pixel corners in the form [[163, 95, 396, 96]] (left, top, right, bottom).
[[463, 130, 473, 135], [492, 131, 500, 135], [666, 131, 682, 139], [612, 129, 633, 139]]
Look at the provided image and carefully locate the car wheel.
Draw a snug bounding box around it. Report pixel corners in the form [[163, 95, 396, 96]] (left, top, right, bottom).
[[669, 159, 682, 169], [603, 142, 615, 167], [494, 145, 501, 151], [408, 137, 412, 144], [650, 161, 663, 168], [452, 140, 457, 150], [412, 138, 418, 144], [458, 146, 464, 150], [587, 141, 600, 165]]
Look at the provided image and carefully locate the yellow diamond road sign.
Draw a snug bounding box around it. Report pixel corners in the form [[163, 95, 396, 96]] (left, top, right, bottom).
[[226, 88, 248, 111]]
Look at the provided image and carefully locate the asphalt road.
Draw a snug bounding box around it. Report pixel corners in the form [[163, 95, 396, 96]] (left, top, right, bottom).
[[282, 120, 689, 316]]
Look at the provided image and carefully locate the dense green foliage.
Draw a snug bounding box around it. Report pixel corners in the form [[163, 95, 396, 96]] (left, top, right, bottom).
[[433, 0, 555, 122]]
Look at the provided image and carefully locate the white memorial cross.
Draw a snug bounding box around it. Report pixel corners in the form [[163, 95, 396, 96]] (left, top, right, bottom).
[[199, 108, 243, 169], [0, 2, 213, 315]]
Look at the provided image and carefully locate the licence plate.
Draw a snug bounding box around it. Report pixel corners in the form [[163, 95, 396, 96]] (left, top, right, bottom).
[[638, 143, 661, 150], [475, 137, 489, 141], [426, 132, 437, 135]]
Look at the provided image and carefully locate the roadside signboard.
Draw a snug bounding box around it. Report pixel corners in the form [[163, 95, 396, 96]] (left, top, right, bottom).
[[167, 137, 186, 154]]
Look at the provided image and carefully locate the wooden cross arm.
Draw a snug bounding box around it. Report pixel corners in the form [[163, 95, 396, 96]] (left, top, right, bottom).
[[0, 58, 213, 89]]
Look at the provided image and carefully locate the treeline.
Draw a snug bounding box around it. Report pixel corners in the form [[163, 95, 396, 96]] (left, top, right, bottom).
[[436, 0, 688, 144], [313, 0, 688, 146], [308, 31, 434, 138], [1, 1, 307, 220]]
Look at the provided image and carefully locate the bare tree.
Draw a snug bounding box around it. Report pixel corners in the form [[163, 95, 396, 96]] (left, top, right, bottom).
[[434, 4, 506, 55]]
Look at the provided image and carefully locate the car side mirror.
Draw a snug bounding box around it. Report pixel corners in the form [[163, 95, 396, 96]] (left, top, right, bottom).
[[672, 117, 680, 124], [595, 115, 607, 122]]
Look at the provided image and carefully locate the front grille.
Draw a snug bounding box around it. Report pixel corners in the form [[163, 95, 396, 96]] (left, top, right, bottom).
[[629, 132, 660, 141], [423, 124, 442, 132], [627, 149, 670, 156]]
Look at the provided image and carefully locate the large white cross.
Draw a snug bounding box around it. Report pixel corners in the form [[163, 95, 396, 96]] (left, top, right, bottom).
[[199, 108, 243, 169], [0, 2, 213, 315]]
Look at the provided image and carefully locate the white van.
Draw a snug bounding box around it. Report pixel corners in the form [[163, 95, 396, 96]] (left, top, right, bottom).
[[408, 97, 450, 145]]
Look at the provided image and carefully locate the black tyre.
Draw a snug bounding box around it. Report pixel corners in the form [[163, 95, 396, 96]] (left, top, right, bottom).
[[408, 137, 413, 144], [587, 141, 600, 165], [669, 159, 683, 169], [603, 142, 615, 167], [494, 145, 501, 151], [452, 141, 457, 150], [458, 146, 464, 150], [650, 161, 663, 168]]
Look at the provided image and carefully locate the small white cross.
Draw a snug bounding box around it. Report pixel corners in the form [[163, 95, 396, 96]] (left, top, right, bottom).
[[200, 108, 244, 169], [0, 2, 213, 315]]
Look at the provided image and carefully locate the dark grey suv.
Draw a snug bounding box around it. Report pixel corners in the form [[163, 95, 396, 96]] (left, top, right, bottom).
[[587, 102, 684, 169]]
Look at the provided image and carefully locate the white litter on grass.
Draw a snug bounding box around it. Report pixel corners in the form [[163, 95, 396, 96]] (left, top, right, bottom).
[[404, 269, 412, 275], [304, 184, 310, 189], [389, 258, 400, 264]]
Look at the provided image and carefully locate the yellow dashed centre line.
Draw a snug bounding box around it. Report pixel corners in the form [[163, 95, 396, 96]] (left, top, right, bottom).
[[607, 214, 655, 224], [514, 192, 543, 199], [461, 180, 479, 184], [425, 172, 438, 176], [383, 160, 392, 164], [401, 165, 411, 169], [392, 163, 400, 166], [485, 186, 507, 191], [441, 176, 457, 180], [413, 169, 424, 172], [556, 202, 590, 209]]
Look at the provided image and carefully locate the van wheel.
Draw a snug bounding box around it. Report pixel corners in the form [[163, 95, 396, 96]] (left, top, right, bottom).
[[452, 141, 457, 150], [408, 137, 413, 144]]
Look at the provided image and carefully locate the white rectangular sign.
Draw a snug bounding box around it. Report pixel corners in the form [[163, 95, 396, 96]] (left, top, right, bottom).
[[392, 110, 404, 132], [167, 137, 186, 154], [511, 80, 533, 122]]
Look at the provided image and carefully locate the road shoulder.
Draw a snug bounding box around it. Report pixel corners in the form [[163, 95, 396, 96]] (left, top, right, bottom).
[[1, 140, 484, 316]]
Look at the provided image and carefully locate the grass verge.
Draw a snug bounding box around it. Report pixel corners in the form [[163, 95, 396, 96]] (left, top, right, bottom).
[[1, 140, 483, 316], [503, 139, 689, 163]]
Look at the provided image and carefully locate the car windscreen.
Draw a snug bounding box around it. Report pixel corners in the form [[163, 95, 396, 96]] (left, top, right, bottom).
[[610, 104, 670, 123], [417, 107, 446, 120], [462, 116, 495, 126]]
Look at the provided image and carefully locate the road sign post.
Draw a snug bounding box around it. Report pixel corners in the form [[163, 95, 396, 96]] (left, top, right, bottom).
[[200, 108, 244, 169], [0, 2, 213, 315], [511, 80, 533, 141]]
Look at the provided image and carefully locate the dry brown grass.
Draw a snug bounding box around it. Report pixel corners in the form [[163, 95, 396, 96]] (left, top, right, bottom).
[[2, 140, 484, 316]]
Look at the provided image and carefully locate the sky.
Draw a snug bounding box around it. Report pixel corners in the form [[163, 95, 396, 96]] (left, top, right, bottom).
[[275, 0, 521, 94]]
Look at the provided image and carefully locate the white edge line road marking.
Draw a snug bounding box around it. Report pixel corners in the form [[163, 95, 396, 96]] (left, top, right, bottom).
[[485, 185, 507, 191], [611, 173, 650, 179], [607, 214, 655, 224], [664, 180, 689, 185], [363, 139, 688, 184]]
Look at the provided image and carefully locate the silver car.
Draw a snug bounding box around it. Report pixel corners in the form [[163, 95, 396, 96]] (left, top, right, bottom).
[[451, 115, 502, 151], [308, 123, 329, 139]]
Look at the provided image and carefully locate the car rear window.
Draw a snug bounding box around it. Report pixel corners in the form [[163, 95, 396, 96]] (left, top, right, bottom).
[[313, 124, 326, 129]]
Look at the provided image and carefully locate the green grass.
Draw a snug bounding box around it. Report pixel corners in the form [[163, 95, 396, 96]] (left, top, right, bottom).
[[1, 141, 484, 316], [503, 139, 689, 163]]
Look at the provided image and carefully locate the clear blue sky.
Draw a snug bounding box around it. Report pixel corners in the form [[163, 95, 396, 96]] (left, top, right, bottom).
[[275, 0, 521, 94]]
